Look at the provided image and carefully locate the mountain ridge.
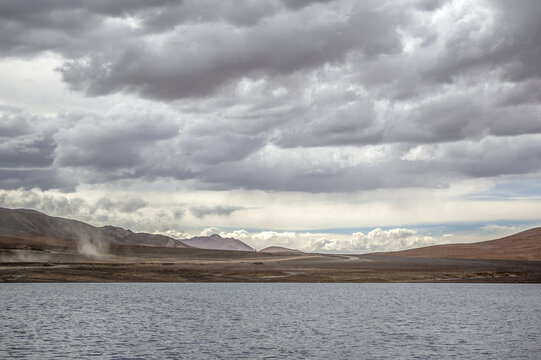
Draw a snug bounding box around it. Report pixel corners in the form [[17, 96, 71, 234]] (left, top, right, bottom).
[[0, 207, 258, 254], [0, 207, 189, 250], [181, 233, 255, 252], [1, 207, 540, 260]]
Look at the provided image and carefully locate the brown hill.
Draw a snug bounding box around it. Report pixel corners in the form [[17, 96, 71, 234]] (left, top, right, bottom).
[[259, 246, 304, 254], [0, 207, 189, 256], [180, 234, 255, 252], [383, 227, 541, 261]]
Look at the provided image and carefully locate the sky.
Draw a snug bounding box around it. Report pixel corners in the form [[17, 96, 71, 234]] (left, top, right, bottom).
[[1, 0, 541, 253]]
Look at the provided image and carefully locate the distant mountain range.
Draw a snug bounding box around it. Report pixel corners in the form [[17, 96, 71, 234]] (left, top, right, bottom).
[[0, 207, 258, 254], [0, 207, 188, 250], [1, 207, 540, 261]]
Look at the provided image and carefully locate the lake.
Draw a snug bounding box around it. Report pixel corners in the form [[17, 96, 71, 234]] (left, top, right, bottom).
[[1, 283, 540, 359]]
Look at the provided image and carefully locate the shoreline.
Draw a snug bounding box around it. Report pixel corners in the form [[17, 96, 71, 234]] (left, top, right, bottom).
[[2, 250, 540, 283]]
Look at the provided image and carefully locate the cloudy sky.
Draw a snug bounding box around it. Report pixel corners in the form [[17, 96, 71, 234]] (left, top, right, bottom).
[[1, 0, 541, 252]]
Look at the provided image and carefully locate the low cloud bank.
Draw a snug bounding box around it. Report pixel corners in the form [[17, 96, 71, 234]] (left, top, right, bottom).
[[202, 227, 437, 254]]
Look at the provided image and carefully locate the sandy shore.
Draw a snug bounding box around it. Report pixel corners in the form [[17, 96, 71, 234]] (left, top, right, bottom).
[[1, 245, 541, 282]]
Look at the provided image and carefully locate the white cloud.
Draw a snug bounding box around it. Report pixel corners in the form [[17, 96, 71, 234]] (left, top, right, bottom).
[[312, 228, 436, 253], [481, 224, 516, 232], [1, 1, 541, 250], [202, 227, 437, 253], [199, 227, 221, 236]]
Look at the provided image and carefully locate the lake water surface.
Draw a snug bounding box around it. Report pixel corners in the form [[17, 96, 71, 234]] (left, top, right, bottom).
[[1, 283, 540, 359]]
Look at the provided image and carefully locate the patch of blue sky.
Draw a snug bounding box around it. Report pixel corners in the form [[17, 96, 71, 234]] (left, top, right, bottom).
[[469, 175, 541, 200], [217, 219, 541, 237], [293, 219, 541, 237]]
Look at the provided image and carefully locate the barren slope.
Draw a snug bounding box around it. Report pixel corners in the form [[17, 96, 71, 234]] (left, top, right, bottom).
[[383, 227, 541, 261], [259, 246, 303, 254], [0, 207, 189, 249], [181, 234, 255, 251]]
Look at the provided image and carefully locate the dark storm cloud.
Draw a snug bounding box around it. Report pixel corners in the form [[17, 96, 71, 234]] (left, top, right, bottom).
[[488, 0, 541, 82], [1, 1, 541, 193], [383, 91, 541, 144], [0, 168, 73, 191], [0, 114, 32, 137], [94, 197, 148, 213], [0, 115, 56, 170], [437, 135, 541, 178], [0, 0, 340, 57], [272, 97, 383, 147], [0, 134, 56, 168], [2, 0, 540, 103], [53, 107, 181, 170], [195, 134, 541, 192], [189, 205, 245, 218], [0, 104, 267, 188], [176, 132, 265, 166], [413, 0, 448, 11], [58, 6, 406, 100], [197, 162, 448, 193], [411, 2, 541, 91]]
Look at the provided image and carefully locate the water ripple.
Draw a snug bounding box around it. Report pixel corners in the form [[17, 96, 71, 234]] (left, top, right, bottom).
[[0, 283, 540, 359]]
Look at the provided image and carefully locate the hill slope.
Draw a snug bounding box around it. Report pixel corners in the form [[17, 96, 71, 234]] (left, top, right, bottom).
[[0, 207, 189, 253], [383, 228, 541, 261], [259, 246, 303, 254], [181, 234, 255, 252]]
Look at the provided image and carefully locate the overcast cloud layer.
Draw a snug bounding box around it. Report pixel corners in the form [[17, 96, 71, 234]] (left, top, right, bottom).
[[1, 0, 540, 251]]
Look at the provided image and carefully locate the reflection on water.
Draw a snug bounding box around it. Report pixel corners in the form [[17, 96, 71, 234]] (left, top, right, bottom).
[[1, 283, 540, 359]]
